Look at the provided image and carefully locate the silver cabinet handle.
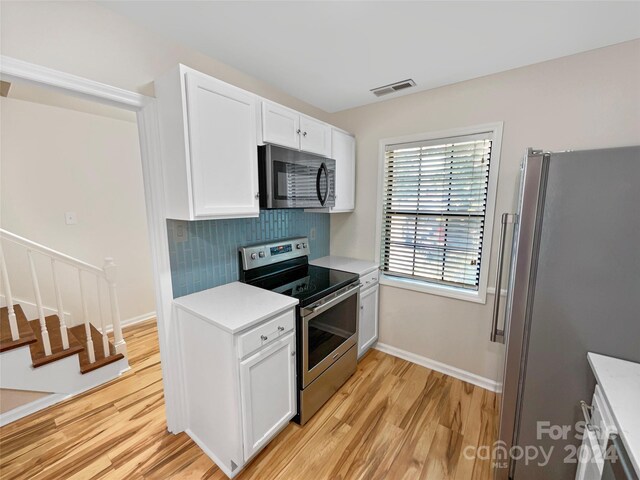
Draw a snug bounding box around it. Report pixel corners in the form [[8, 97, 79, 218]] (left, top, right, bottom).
[[261, 335, 268, 341], [579, 400, 599, 432], [291, 351, 296, 356], [303, 131, 307, 136], [255, 192, 260, 199], [278, 326, 285, 331], [296, 129, 301, 134], [490, 213, 515, 343]]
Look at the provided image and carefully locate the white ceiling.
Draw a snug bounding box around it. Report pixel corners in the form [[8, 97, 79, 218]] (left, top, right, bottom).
[[101, 1, 640, 113]]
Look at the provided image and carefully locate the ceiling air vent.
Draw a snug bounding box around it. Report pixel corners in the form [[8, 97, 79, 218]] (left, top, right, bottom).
[[370, 79, 416, 97]]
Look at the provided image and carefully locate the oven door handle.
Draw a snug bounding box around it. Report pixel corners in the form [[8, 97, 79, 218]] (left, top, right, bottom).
[[301, 283, 360, 319]]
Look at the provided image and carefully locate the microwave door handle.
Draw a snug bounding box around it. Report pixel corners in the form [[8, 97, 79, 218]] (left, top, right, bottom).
[[316, 162, 329, 206]]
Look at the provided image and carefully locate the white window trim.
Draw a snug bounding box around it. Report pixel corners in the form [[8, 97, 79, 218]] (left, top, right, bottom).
[[374, 122, 504, 304]]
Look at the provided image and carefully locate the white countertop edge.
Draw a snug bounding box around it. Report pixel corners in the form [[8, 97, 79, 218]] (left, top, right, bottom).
[[174, 300, 298, 335], [310, 255, 379, 276], [587, 352, 640, 476]]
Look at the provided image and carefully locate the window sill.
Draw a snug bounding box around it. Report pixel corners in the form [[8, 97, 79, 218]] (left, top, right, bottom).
[[379, 274, 487, 304]]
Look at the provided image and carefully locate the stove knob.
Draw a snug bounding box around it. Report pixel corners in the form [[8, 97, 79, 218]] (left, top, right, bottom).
[[250, 253, 257, 260], [303, 243, 308, 248], [258, 251, 265, 258], [296, 243, 302, 249]]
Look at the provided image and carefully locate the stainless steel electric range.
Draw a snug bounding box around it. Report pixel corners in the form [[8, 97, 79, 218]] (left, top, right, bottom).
[[239, 237, 360, 425]]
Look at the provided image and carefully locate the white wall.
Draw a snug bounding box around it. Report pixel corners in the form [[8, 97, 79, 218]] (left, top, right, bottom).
[[0, 1, 332, 123], [0, 0, 335, 328], [329, 39, 640, 382], [1, 95, 154, 326]]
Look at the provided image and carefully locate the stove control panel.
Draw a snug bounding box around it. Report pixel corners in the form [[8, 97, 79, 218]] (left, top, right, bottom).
[[240, 237, 311, 270]]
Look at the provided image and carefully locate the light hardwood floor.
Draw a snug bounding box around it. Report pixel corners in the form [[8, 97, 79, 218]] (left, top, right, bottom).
[[0, 320, 498, 479]]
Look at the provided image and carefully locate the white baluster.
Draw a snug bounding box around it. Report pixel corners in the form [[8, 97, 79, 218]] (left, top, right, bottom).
[[0, 242, 19, 341], [27, 250, 52, 356], [96, 275, 109, 356], [50, 259, 69, 350], [78, 269, 95, 363], [104, 257, 126, 357]]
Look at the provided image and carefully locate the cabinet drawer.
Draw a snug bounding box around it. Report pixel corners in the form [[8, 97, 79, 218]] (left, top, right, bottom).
[[238, 309, 295, 359], [360, 270, 379, 289]]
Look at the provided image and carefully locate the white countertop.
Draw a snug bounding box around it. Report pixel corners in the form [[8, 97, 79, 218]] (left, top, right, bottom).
[[173, 282, 299, 334], [310, 256, 379, 277], [588, 352, 640, 475]]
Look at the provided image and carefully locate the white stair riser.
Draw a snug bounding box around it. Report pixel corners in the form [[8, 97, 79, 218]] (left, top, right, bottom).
[[0, 345, 128, 393]]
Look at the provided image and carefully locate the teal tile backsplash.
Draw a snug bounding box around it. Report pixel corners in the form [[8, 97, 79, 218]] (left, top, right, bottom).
[[167, 210, 330, 298]]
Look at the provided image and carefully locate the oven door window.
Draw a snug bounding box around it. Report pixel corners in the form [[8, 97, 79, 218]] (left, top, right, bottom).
[[307, 292, 358, 371]]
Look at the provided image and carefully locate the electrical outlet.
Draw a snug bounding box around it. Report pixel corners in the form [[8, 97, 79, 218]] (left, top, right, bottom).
[[309, 227, 316, 241], [173, 221, 189, 244], [64, 212, 77, 225]]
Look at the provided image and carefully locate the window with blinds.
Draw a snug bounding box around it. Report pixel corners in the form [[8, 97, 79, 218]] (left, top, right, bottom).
[[381, 132, 493, 291]]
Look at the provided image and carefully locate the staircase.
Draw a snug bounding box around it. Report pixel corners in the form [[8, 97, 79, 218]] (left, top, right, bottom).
[[0, 228, 129, 425]]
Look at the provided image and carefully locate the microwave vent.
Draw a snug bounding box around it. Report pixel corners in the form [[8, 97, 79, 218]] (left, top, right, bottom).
[[371, 79, 416, 97]]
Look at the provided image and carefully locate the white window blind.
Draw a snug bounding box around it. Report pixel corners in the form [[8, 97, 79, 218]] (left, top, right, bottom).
[[381, 132, 493, 291]]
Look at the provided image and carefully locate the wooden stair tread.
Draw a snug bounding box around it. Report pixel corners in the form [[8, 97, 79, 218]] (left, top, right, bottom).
[[69, 324, 124, 374], [0, 305, 37, 353], [28, 316, 84, 367]]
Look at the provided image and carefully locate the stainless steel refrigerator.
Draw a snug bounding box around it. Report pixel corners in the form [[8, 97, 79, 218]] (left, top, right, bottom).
[[492, 146, 640, 479]]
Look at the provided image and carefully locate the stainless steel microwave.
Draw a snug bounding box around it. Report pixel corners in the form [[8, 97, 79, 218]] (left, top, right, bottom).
[[258, 144, 336, 209]]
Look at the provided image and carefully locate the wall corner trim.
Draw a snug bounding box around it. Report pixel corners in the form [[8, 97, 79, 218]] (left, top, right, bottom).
[[374, 342, 500, 392]]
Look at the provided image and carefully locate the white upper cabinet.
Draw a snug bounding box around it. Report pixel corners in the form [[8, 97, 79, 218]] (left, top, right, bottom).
[[330, 129, 356, 212], [155, 65, 260, 220], [261, 101, 331, 157], [299, 116, 332, 156], [261, 102, 300, 150]]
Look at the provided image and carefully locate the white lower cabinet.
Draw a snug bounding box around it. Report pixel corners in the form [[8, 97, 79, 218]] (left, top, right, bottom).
[[575, 429, 604, 480], [575, 385, 616, 480], [176, 304, 297, 478], [358, 270, 379, 358], [239, 332, 296, 460]]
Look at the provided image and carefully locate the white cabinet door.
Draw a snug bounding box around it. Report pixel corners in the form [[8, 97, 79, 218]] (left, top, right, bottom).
[[261, 101, 300, 150], [185, 71, 259, 218], [239, 332, 296, 461], [299, 116, 331, 157], [358, 286, 379, 358], [331, 130, 356, 212], [575, 429, 604, 480]]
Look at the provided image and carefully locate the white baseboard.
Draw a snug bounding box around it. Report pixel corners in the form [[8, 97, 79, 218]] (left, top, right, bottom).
[[0, 294, 73, 324], [0, 294, 155, 332], [107, 311, 156, 332], [0, 393, 68, 427], [374, 342, 499, 392]]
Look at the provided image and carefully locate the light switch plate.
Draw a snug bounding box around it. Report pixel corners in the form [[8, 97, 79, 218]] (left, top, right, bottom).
[[309, 227, 316, 241], [64, 212, 77, 225]]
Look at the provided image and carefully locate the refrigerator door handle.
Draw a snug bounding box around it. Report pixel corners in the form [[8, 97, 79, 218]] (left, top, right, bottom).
[[490, 213, 517, 343]]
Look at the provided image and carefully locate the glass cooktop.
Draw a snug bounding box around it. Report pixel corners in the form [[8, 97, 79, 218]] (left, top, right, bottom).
[[244, 264, 359, 307]]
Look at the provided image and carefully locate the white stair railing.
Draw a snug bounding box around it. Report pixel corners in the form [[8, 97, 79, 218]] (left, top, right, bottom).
[[27, 250, 52, 356], [0, 243, 19, 341], [0, 228, 127, 362]]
